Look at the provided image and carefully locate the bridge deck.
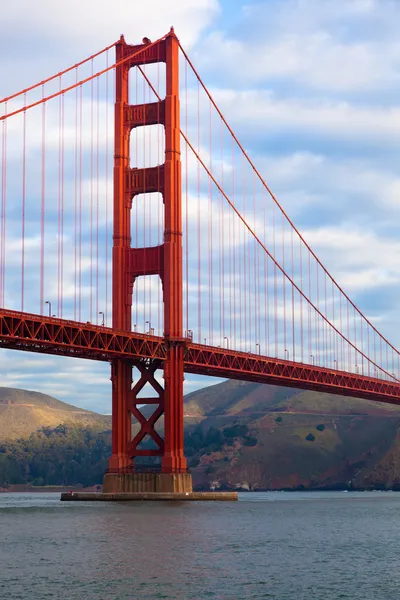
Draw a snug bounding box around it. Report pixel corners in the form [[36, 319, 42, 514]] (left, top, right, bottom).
[[1, 309, 400, 405]]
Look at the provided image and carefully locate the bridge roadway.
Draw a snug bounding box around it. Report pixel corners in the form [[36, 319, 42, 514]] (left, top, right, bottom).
[[1, 308, 400, 405]]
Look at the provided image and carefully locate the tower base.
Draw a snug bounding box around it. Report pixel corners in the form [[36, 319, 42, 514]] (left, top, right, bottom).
[[61, 490, 238, 501], [103, 471, 193, 494]]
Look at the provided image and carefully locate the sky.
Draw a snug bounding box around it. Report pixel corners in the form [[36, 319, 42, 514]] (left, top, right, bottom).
[[1, 0, 400, 413]]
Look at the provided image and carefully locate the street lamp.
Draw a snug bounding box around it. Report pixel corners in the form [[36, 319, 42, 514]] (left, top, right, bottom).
[[333, 359, 338, 370], [310, 354, 314, 365], [45, 300, 51, 317], [187, 329, 193, 340], [284, 349, 289, 360], [204, 337, 207, 345], [256, 343, 260, 355], [145, 320, 151, 334], [355, 364, 359, 374], [98, 311, 105, 326], [224, 336, 229, 349]]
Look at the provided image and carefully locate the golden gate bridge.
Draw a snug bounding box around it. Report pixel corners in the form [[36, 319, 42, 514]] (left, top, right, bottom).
[[1, 29, 399, 493]]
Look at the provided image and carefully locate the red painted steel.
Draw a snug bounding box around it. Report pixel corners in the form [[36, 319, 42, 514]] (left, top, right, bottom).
[[1, 309, 400, 405], [109, 31, 186, 473]]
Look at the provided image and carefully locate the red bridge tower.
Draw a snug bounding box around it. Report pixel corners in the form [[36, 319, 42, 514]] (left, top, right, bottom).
[[103, 30, 192, 494]]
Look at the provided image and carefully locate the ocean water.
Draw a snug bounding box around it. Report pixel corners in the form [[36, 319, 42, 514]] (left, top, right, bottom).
[[1, 491, 400, 599]]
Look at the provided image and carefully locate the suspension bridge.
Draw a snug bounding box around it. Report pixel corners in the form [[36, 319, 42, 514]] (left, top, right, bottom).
[[1, 29, 399, 493]]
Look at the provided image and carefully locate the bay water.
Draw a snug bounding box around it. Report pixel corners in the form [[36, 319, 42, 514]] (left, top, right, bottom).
[[1, 491, 400, 599]]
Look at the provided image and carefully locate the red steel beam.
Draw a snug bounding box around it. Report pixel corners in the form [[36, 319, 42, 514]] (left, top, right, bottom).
[[1, 308, 400, 405], [0, 309, 168, 361]]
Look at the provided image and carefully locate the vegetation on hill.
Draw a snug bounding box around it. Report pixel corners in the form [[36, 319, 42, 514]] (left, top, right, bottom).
[[0, 423, 258, 487], [0, 426, 111, 487]]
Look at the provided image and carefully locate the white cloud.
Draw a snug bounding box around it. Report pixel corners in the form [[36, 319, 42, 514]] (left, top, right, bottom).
[[204, 88, 400, 145], [0, 0, 220, 97], [196, 0, 400, 92], [302, 225, 400, 294]]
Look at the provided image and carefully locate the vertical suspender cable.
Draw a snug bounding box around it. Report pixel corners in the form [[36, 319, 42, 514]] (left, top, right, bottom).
[[0, 103, 6, 307], [254, 176, 258, 350], [74, 70, 78, 320], [299, 240, 303, 363], [105, 53, 109, 326], [142, 68, 147, 330], [197, 80, 201, 341], [135, 67, 139, 328], [185, 58, 189, 336], [96, 76, 100, 324], [158, 53, 162, 335], [90, 60, 94, 323], [58, 77, 62, 316], [208, 101, 213, 343], [291, 227, 295, 361], [21, 98, 26, 311], [308, 252, 311, 363], [40, 87, 46, 314], [231, 137, 235, 349], [282, 213, 286, 358], [79, 84, 83, 321], [220, 115, 224, 343], [60, 90, 65, 318], [264, 192, 269, 357]]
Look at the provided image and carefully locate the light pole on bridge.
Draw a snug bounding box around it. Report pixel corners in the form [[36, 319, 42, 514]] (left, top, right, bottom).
[[45, 300, 51, 317], [145, 320, 154, 335]]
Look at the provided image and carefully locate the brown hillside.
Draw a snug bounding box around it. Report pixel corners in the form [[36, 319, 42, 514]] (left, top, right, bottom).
[[0, 387, 110, 440], [184, 380, 400, 418], [184, 380, 400, 491]]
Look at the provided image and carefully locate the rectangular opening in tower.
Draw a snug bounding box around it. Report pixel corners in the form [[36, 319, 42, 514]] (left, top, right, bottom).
[[128, 63, 166, 106], [130, 192, 164, 249], [131, 274, 164, 337], [130, 124, 165, 170]]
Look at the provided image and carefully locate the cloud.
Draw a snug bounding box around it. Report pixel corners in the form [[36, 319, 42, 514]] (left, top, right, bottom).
[[196, 0, 400, 92], [1, 1, 220, 95], [203, 89, 400, 147]]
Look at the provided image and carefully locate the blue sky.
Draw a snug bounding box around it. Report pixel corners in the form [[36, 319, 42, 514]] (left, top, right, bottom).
[[1, 0, 400, 413]]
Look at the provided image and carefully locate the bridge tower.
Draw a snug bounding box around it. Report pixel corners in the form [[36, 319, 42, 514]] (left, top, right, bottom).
[[103, 30, 191, 494]]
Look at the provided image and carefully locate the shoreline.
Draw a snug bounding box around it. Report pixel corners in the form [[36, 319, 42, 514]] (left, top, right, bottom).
[[2, 485, 400, 493], [0, 485, 102, 493]]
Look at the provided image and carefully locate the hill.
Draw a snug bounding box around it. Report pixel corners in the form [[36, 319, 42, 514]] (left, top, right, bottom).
[[184, 379, 400, 418], [183, 381, 400, 491], [0, 387, 110, 440], [2, 381, 400, 490]]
